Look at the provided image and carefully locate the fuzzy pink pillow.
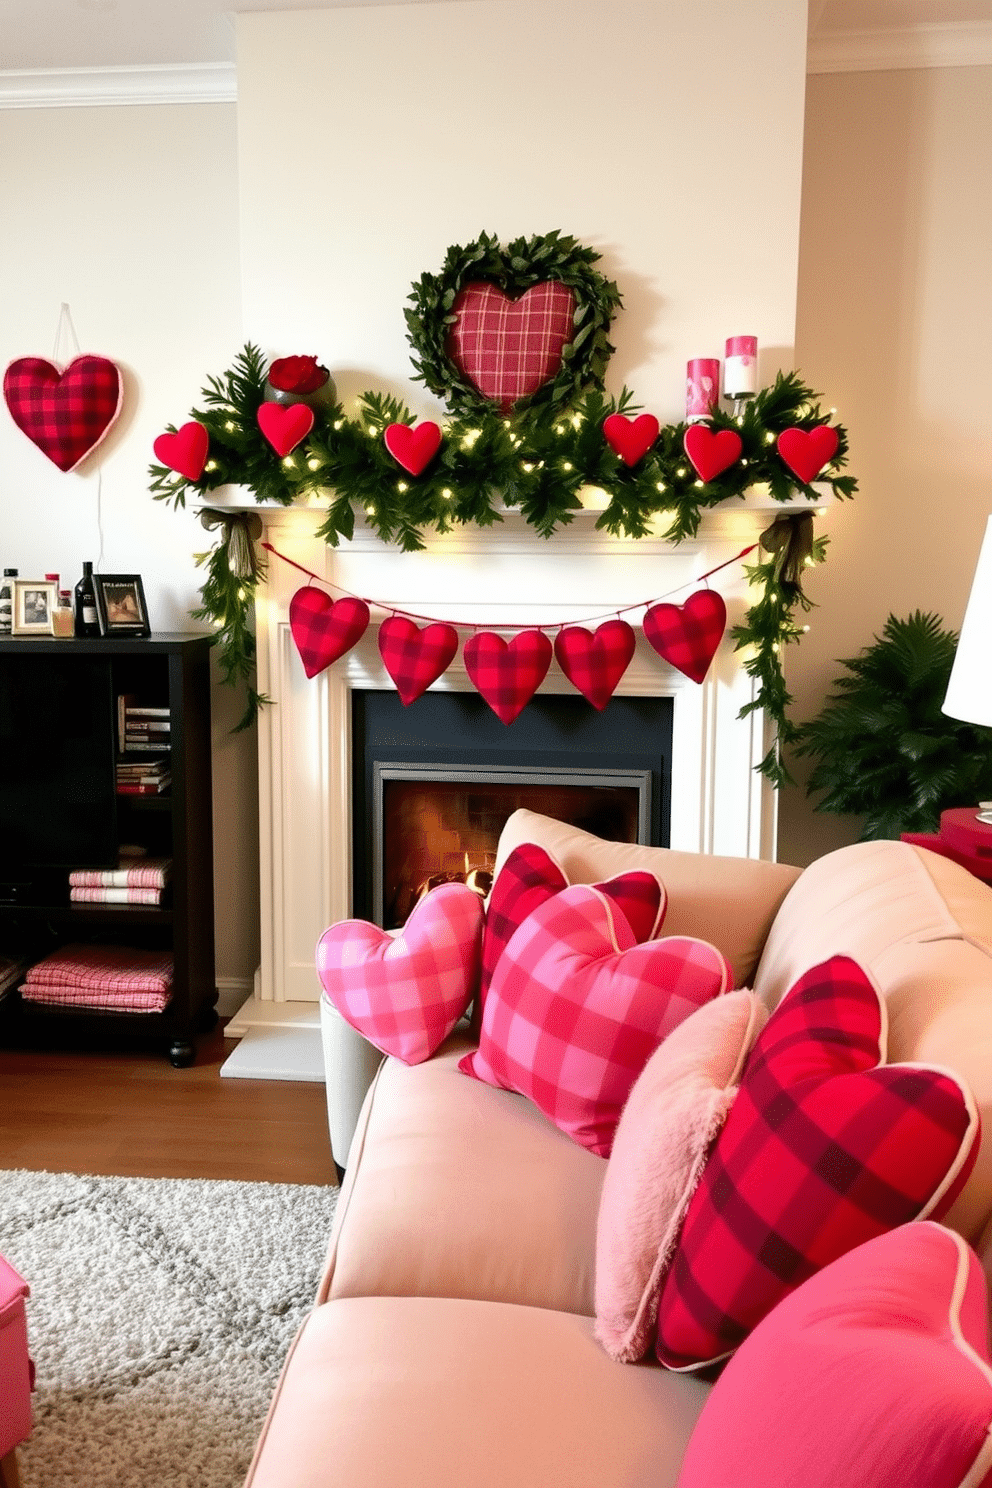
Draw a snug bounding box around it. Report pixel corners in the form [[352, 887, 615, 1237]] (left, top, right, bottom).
[[594, 990, 768, 1362]]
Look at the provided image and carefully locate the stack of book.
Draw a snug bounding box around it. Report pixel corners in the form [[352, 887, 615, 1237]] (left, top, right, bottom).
[[116, 758, 171, 795], [69, 857, 171, 907], [117, 697, 171, 756]]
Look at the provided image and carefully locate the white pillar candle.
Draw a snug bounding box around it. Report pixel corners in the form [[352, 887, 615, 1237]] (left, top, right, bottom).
[[724, 336, 758, 398]]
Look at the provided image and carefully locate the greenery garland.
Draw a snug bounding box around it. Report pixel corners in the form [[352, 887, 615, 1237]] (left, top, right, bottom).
[[151, 325, 855, 779], [404, 229, 623, 417]]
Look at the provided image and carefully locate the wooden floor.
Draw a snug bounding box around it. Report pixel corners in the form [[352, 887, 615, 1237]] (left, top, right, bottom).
[[0, 1022, 336, 1186]]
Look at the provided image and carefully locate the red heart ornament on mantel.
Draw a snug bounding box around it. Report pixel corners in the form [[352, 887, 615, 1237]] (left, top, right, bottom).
[[383, 421, 442, 477], [257, 400, 315, 457], [603, 413, 660, 467], [289, 589, 370, 679], [153, 421, 210, 482], [464, 629, 554, 726], [378, 616, 460, 705], [447, 281, 577, 412], [643, 590, 727, 684], [4, 355, 123, 472], [554, 621, 637, 710], [776, 425, 840, 485], [683, 425, 743, 484]]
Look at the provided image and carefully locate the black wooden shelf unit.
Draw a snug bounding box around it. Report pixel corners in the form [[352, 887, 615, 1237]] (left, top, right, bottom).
[[0, 633, 216, 1066]]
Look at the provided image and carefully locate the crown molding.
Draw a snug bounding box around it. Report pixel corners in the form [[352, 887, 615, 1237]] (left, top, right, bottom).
[[808, 19, 992, 74], [0, 62, 236, 109]]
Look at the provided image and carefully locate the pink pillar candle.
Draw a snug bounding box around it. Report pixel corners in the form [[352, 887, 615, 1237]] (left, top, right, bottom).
[[686, 359, 721, 422], [724, 336, 758, 398]]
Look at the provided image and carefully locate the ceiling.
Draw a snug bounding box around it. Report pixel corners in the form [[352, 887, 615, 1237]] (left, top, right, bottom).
[[0, 0, 990, 72]]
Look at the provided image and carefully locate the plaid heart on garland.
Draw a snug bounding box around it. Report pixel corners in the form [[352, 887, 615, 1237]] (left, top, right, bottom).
[[378, 616, 460, 705], [289, 589, 370, 679], [463, 629, 553, 725], [643, 590, 726, 684], [554, 620, 637, 710]]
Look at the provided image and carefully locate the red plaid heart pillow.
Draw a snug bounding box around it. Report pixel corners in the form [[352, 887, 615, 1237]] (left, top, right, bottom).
[[316, 882, 484, 1065], [460, 883, 732, 1156], [477, 841, 666, 1013], [655, 955, 980, 1371], [447, 281, 576, 412], [4, 355, 123, 471]]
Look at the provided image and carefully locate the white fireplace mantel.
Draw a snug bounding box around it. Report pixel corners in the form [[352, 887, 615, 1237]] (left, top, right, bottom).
[[222, 487, 828, 1074]]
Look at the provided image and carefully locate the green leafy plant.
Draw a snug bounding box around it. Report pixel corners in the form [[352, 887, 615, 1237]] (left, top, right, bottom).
[[793, 610, 992, 838]]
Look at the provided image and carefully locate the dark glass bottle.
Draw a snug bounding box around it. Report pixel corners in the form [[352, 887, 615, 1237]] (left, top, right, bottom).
[[74, 561, 101, 637]]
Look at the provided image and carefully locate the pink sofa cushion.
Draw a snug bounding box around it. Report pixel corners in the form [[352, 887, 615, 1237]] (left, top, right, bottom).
[[657, 955, 981, 1370], [480, 841, 666, 1007], [594, 990, 767, 1363], [460, 884, 732, 1157], [316, 882, 484, 1064], [676, 1223, 992, 1488]]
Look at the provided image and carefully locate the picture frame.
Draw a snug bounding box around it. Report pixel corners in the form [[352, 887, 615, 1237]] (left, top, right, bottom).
[[93, 574, 151, 637], [11, 578, 57, 636]]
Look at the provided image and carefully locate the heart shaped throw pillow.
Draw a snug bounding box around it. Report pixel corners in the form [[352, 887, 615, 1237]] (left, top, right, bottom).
[[477, 840, 667, 1011], [4, 355, 123, 471], [289, 589, 370, 679], [316, 881, 485, 1065], [460, 883, 732, 1156], [464, 629, 553, 725], [554, 621, 637, 710], [378, 615, 460, 705], [655, 955, 980, 1370], [643, 590, 727, 684], [446, 281, 577, 412]]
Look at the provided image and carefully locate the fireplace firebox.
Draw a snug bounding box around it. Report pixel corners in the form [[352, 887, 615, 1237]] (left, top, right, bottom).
[[352, 689, 673, 927]]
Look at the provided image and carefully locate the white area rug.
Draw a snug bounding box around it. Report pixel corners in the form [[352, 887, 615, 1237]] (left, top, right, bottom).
[[0, 1170, 338, 1488]]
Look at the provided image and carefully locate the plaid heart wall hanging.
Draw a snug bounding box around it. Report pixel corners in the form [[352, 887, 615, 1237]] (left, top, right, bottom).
[[4, 354, 123, 471]]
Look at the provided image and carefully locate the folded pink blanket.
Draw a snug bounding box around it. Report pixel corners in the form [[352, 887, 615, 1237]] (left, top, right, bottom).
[[19, 980, 171, 1013], [22, 943, 174, 995]]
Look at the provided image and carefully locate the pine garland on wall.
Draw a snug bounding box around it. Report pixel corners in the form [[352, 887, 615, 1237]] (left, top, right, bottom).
[[149, 232, 857, 784]]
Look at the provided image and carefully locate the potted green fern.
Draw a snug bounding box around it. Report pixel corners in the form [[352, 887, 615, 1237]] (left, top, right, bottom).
[[793, 610, 992, 839]]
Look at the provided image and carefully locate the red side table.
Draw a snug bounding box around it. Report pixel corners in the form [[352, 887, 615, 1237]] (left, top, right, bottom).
[[901, 807, 992, 886], [0, 1256, 31, 1488]]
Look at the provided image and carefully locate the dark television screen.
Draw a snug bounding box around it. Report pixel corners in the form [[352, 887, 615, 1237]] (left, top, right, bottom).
[[0, 653, 117, 871]]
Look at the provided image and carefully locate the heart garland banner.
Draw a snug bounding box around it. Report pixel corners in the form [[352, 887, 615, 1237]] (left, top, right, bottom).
[[378, 616, 460, 705], [554, 622, 637, 710], [4, 354, 123, 472], [464, 629, 554, 725]]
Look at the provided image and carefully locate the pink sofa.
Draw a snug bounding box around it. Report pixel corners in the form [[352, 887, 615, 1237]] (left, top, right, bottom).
[[245, 810, 992, 1488]]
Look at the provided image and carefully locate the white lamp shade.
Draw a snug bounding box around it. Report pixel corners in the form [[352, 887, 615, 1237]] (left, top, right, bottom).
[[943, 514, 992, 727]]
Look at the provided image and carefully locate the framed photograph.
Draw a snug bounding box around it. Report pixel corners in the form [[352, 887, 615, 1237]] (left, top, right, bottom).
[[93, 574, 151, 637], [11, 578, 57, 635]]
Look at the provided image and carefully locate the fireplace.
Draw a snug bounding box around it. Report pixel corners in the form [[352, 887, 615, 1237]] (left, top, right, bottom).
[[222, 486, 823, 1024], [352, 688, 672, 926]]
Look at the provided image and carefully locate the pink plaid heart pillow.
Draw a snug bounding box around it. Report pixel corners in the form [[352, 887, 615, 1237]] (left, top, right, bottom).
[[316, 882, 484, 1065], [460, 884, 732, 1157], [656, 955, 980, 1371], [478, 841, 667, 1010]]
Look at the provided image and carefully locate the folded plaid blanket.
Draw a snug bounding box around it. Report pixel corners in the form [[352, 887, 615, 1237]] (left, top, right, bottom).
[[22, 943, 174, 995], [19, 980, 171, 1013]]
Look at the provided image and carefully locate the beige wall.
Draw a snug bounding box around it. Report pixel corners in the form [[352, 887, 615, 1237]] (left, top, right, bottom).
[[235, 0, 808, 418], [0, 102, 259, 1003], [779, 64, 992, 865]]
